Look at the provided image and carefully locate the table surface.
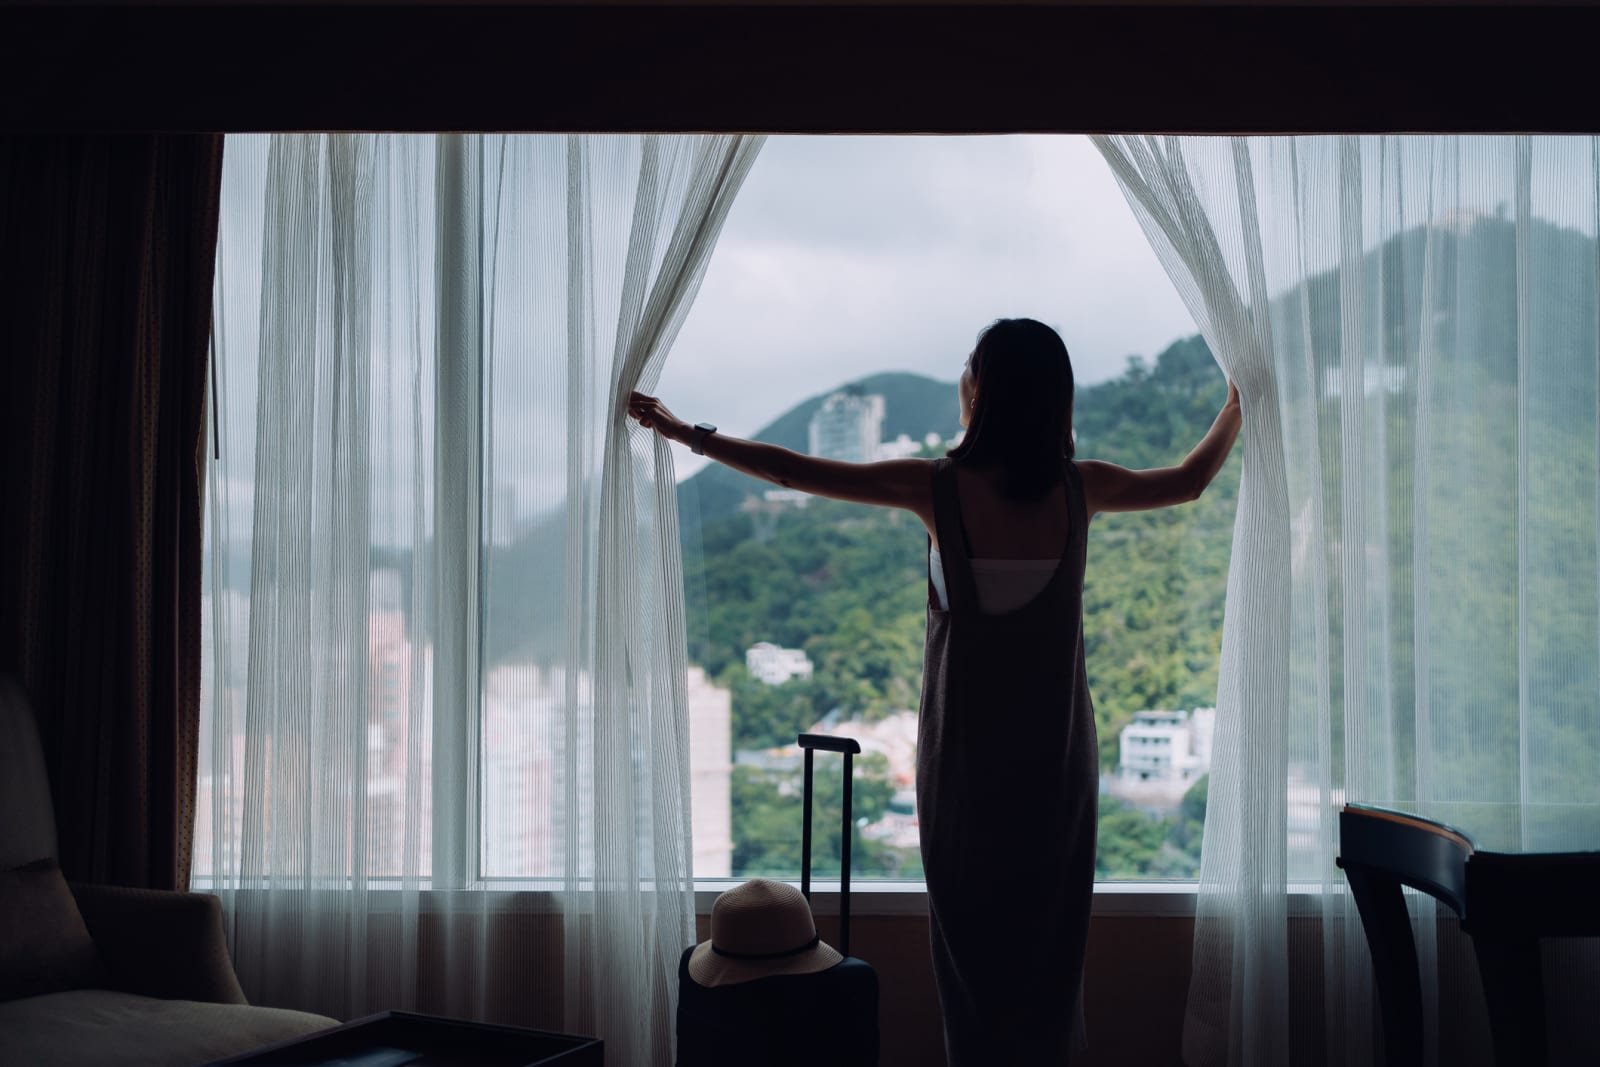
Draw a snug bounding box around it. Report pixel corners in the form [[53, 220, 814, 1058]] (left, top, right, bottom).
[[1345, 800, 1600, 856], [206, 1011, 602, 1067]]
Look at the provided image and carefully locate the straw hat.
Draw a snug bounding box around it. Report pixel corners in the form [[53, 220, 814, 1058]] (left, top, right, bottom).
[[687, 878, 844, 988]]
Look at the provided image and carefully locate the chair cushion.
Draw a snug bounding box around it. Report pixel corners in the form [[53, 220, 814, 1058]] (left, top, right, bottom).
[[0, 988, 338, 1067], [0, 858, 105, 1002]]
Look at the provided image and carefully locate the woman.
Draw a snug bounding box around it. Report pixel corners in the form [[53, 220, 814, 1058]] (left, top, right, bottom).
[[629, 317, 1241, 1064]]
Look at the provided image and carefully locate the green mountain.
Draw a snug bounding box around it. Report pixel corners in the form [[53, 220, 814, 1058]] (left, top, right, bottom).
[[678, 371, 963, 529]]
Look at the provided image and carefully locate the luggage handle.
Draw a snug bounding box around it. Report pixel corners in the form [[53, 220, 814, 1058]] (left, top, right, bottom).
[[798, 732, 862, 958]]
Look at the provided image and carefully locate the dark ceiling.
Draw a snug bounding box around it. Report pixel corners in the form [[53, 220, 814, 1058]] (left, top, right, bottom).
[[3, 4, 1598, 134]]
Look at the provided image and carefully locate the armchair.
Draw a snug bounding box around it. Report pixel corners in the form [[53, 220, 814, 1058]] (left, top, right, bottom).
[[0, 675, 336, 1066]]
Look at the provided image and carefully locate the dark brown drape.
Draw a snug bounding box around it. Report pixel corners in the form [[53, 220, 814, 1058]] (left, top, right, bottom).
[[0, 134, 224, 892]]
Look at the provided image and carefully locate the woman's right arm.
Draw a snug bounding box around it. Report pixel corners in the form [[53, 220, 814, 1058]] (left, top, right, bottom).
[[1078, 381, 1242, 516]]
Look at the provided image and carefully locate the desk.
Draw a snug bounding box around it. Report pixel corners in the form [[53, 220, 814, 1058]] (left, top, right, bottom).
[[1337, 803, 1600, 1067]]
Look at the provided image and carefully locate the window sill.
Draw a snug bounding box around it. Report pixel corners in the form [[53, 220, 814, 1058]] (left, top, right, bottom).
[[191, 879, 1346, 919], [693, 880, 1202, 918], [698, 881, 1353, 918]]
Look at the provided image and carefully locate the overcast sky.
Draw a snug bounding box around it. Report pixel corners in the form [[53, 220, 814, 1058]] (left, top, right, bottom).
[[658, 135, 1199, 478]]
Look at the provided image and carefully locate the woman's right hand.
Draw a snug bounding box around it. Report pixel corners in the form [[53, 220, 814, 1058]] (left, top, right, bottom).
[[628, 391, 691, 445]]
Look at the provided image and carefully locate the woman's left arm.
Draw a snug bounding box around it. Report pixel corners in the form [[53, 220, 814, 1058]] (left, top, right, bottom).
[[1078, 380, 1242, 516], [628, 391, 933, 514]]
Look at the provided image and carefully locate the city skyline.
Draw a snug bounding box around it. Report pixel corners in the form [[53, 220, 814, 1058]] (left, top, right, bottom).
[[194, 580, 736, 881]]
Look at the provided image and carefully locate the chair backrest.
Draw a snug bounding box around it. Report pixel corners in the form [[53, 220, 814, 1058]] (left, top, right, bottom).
[[1338, 804, 1473, 917], [0, 674, 59, 870]]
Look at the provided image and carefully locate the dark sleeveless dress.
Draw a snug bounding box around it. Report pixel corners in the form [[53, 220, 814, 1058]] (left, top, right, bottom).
[[917, 457, 1098, 1065]]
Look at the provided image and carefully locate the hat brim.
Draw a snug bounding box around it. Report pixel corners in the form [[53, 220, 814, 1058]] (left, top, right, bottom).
[[686, 936, 844, 988]]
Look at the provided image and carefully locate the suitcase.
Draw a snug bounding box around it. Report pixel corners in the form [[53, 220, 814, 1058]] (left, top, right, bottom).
[[675, 733, 880, 1067]]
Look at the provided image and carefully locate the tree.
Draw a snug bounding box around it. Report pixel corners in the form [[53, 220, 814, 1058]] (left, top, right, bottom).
[[730, 753, 908, 877]]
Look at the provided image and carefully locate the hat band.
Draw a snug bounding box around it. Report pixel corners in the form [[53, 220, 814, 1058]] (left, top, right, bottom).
[[711, 934, 821, 961]]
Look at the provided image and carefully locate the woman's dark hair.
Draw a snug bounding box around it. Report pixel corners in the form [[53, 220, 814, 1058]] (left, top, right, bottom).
[[947, 317, 1075, 499]]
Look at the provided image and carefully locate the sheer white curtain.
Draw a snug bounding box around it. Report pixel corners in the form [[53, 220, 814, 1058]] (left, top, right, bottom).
[[1094, 136, 1600, 1067], [197, 133, 762, 1064]]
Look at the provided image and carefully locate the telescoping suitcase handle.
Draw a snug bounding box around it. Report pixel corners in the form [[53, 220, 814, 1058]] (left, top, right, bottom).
[[797, 732, 862, 958]]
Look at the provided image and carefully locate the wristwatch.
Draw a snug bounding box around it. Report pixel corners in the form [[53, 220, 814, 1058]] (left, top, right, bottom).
[[689, 422, 718, 456]]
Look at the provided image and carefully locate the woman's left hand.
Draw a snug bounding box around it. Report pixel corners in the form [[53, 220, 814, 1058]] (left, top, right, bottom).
[[628, 391, 690, 444]]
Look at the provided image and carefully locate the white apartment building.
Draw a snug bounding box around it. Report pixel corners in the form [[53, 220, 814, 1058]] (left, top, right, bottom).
[[480, 661, 734, 879], [1108, 707, 1216, 810], [481, 663, 554, 879], [687, 666, 733, 878], [807, 390, 886, 463], [745, 641, 814, 685], [793, 710, 921, 848], [875, 432, 922, 460]]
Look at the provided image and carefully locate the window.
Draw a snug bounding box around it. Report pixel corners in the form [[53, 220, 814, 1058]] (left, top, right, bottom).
[[196, 134, 1227, 890]]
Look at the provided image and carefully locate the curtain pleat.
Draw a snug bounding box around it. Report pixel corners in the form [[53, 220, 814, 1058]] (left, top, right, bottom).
[[1094, 135, 1600, 1067], [200, 133, 761, 1064], [0, 133, 222, 891]]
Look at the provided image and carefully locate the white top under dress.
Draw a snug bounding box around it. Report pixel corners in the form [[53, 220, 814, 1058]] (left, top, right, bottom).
[[929, 547, 1061, 614]]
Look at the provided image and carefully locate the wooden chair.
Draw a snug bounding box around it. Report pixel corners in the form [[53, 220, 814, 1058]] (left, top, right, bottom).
[[1339, 803, 1600, 1067], [1336, 804, 1473, 1067]]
